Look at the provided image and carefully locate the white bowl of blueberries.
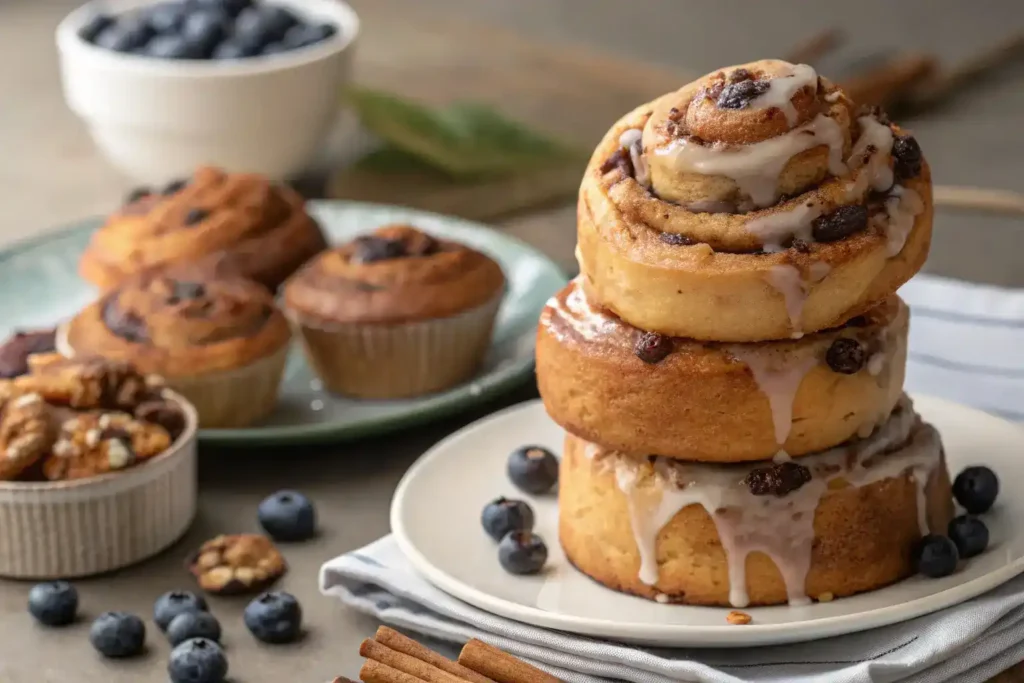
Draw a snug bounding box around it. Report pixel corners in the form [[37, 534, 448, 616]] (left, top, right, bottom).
[[56, 0, 359, 183]]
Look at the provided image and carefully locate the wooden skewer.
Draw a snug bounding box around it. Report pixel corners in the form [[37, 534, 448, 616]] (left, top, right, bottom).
[[783, 28, 844, 65], [904, 32, 1024, 109], [933, 186, 1024, 216]]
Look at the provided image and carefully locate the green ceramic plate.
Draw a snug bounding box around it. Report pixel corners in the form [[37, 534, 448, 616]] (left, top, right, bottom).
[[0, 201, 567, 446]]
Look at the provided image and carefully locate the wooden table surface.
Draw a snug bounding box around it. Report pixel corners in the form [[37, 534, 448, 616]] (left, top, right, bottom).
[[0, 0, 1022, 681]]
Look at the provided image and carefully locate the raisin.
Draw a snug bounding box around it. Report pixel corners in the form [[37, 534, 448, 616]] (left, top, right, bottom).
[[826, 338, 866, 374], [659, 232, 693, 246], [892, 135, 922, 181], [717, 79, 770, 109], [728, 68, 753, 83], [811, 205, 869, 243], [599, 148, 633, 177], [745, 462, 812, 496], [633, 332, 672, 364], [790, 238, 811, 253]]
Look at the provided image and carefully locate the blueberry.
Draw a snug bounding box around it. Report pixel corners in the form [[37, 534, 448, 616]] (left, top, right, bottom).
[[507, 446, 558, 494], [154, 591, 208, 632], [168, 637, 228, 683], [188, 0, 252, 17], [145, 34, 203, 59], [498, 531, 548, 575], [481, 497, 534, 542], [144, 2, 188, 34], [95, 20, 155, 53], [125, 186, 153, 204], [27, 581, 78, 627], [211, 40, 259, 59], [282, 23, 336, 50], [181, 11, 231, 54], [79, 14, 114, 43], [257, 490, 317, 542], [235, 6, 296, 51], [914, 534, 959, 578], [260, 42, 289, 56], [953, 466, 999, 514], [90, 612, 147, 658], [948, 515, 989, 559], [167, 611, 222, 646], [164, 178, 188, 195], [243, 591, 302, 644]]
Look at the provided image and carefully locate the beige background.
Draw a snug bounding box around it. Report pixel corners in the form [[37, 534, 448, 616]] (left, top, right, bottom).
[[0, 0, 1022, 681]]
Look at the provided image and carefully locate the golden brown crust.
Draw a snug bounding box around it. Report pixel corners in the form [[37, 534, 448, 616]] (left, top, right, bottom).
[[79, 166, 327, 291], [283, 224, 506, 325], [42, 410, 171, 481], [577, 59, 933, 341], [187, 534, 287, 595], [65, 272, 292, 377], [537, 278, 907, 461], [559, 427, 953, 607]]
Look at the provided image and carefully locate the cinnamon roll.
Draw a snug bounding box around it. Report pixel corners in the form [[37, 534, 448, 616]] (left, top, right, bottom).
[[61, 270, 291, 428], [537, 277, 906, 462], [282, 224, 505, 399], [79, 167, 327, 291], [559, 400, 953, 607], [577, 59, 932, 341]]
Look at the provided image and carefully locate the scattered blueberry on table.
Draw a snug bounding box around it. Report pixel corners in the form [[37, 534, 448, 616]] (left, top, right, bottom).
[[244, 591, 303, 644], [481, 497, 535, 542], [948, 515, 990, 559], [914, 534, 959, 579], [154, 590, 209, 632], [90, 612, 148, 658], [168, 637, 229, 683], [258, 490, 317, 542], [498, 531, 548, 575], [953, 465, 999, 514], [167, 610, 223, 646], [27, 581, 79, 627], [79, 0, 338, 60], [507, 445, 559, 494]]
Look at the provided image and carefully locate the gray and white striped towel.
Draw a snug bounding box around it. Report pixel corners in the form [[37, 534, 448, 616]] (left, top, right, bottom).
[[321, 273, 1024, 683]]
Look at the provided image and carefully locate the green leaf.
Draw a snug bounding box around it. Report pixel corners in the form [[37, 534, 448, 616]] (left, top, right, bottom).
[[347, 87, 582, 178]]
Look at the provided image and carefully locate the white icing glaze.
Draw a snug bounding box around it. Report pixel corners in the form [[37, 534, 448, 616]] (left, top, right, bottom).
[[764, 264, 809, 337], [824, 91, 841, 103], [746, 63, 818, 127], [656, 114, 847, 209], [606, 399, 941, 607], [745, 200, 824, 252], [726, 343, 818, 448], [544, 280, 618, 342], [808, 260, 831, 281], [620, 128, 650, 187], [867, 352, 886, 376], [883, 186, 925, 256]]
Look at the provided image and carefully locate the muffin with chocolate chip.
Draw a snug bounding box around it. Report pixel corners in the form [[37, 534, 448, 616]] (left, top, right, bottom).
[[60, 270, 291, 427], [283, 224, 505, 398], [79, 166, 327, 292]]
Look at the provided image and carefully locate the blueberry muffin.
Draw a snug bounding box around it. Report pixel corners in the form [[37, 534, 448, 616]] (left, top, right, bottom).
[[79, 166, 327, 292], [283, 224, 505, 398], [61, 270, 291, 427]]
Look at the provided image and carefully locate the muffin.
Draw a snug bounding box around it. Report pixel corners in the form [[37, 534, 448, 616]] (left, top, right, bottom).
[[283, 224, 505, 399], [79, 166, 328, 291], [60, 269, 292, 428]]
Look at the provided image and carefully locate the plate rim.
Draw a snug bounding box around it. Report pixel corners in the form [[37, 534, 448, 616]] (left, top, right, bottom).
[[390, 394, 1024, 647], [1, 200, 568, 446]]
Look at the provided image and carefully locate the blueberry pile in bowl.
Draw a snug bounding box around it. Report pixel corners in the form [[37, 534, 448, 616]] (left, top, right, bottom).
[[79, 0, 338, 60]]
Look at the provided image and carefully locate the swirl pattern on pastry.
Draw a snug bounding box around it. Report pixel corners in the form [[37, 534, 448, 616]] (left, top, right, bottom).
[[537, 277, 907, 462], [65, 272, 292, 377], [578, 59, 932, 341], [79, 167, 327, 291], [283, 224, 506, 325]]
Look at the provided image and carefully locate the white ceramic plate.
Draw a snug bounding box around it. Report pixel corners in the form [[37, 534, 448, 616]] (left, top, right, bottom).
[[391, 395, 1024, 647]]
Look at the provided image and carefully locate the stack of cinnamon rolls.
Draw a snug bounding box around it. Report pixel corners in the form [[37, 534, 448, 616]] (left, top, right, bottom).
[[536, 60, 953, 607]]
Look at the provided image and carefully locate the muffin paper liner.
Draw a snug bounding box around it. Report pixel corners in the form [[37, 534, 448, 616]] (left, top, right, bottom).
[[57, 324, 289, 429], [0, 391, 198, 579], [289, 293, 503, 399]]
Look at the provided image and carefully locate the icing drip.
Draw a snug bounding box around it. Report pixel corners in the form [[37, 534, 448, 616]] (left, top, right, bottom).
[[746, 63, 818, 127], [726, 344, 817, 448], [746, 200, 824, 252], [867, 352, 886, 376], [656, 114, 847, 209], [882, 186, 925, 256], [764, 264, 809, 337], [607, 399, 941, 606], [619, 129, 650, 187], [545, 282, 618, 342]]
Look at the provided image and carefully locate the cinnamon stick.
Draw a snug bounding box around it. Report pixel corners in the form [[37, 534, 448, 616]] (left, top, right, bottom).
[[457, 640, 560, 683], [361, 639, 469, 683], [903, 32, 1024, 110], [360, 659, 429, 683], [374, 627, 497, 683], [783, 28, 844, 66], [839, 53, 938, 108]]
